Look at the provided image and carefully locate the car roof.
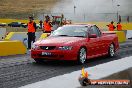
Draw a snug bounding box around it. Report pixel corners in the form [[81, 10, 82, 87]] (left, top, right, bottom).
[[64, 24, 95, 27]]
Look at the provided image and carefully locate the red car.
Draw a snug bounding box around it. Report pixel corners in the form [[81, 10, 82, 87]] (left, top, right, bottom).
[[31, 24, 119, 64]]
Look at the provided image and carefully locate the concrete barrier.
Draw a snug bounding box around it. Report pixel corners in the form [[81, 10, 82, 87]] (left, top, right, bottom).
[[0, 19, 39, 24], [4, 32, 43, 48], [114, 31, 126, 43], [5, 32, 43, 41], [39, 32, 126, 43], [39, 33, 49, 40], [39, 32, 127, 43], [126, 30, 132, 39], [0, 40, 26, 56], [0, 28, 6, 40], [75, 22, 132, 30], [5, 32, 27, 41]]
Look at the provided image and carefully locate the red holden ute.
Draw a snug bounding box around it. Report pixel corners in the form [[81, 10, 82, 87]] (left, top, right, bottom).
[[31, 24, 119, 64]]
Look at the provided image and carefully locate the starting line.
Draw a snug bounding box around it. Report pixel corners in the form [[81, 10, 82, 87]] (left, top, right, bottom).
[[20, 56, 132, 88]]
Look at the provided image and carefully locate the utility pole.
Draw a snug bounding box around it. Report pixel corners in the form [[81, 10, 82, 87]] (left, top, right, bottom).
[[117, 4, 120, 22], [74, 5, 76, 14], [84, 13, 85, 21]]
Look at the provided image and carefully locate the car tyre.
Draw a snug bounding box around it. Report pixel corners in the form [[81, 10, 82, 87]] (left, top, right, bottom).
[[108, 44, 115, 57], [77, 47, 87, 64]]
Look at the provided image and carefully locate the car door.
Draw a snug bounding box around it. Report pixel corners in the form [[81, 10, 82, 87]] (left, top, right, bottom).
[[86, 26, 100, 58], [92, 25, 105, 55]]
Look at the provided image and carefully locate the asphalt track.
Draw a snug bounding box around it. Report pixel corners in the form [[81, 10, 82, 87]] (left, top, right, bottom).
[[0, 40, 132, 88]]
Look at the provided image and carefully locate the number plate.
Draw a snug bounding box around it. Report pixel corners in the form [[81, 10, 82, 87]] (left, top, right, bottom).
[[42, 52, 52, 56]]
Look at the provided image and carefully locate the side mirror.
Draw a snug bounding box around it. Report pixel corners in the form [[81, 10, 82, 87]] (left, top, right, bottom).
[[89, 34, 97, 38]]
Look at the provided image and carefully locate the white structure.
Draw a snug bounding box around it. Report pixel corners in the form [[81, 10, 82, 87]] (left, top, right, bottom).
[[0, 28, 6, 40]]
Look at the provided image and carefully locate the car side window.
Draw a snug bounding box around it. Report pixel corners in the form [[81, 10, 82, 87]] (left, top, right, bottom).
[[94, 26, 101, 37], [89, 26, 101, 37]]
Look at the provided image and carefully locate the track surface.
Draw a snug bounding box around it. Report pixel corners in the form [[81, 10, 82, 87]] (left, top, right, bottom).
[[0, 40, 132, 88]]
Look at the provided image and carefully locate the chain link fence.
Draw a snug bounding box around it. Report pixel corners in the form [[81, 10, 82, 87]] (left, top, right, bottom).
[[37, 13, 132, 23]]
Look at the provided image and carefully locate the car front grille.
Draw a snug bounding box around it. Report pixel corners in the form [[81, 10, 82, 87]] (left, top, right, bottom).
[[39, 54, 58, 58], [40, 46, 56, 50]]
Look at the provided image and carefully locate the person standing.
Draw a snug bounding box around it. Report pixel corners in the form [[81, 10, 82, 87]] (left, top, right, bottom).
[[43, 15, 53, 33], [107, 21, 116, 31], [27, 16, 36, 49], [39, 20, 43, 29], [117, 22, 122, 31], [127, 16, 130, 23]]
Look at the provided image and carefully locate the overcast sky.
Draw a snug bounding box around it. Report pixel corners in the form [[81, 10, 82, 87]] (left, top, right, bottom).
[[50, 0, 131, 22], [52, 0, 132, 16]]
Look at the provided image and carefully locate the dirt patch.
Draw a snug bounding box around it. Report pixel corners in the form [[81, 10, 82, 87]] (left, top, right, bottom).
[[103, 68, 132, 80], [79, 68, 132, 88], [0, 0, 61, 19]]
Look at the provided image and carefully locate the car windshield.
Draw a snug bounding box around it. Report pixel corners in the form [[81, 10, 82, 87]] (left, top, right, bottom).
[[50, 26, 88, 37]]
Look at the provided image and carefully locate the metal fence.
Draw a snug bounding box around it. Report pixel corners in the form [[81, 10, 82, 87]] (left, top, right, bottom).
[[37, 13, 132, 23]]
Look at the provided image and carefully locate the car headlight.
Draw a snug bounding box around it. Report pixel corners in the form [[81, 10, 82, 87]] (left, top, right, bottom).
[[58, 46, 73, 50], [32, 44, 39, 49]]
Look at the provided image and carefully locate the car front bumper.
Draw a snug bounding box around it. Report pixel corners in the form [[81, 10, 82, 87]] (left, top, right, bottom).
[[31, 49, 77, 61]]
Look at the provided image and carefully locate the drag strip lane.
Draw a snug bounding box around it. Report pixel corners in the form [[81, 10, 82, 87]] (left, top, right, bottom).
[[20, 56, 132, 88], [0, 41, 131, 69], [0, 41, 132, 88]]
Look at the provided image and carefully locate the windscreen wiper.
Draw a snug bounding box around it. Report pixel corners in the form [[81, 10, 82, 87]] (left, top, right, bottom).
[[73, 36, 85, 37], [58, 35, 69, 36]]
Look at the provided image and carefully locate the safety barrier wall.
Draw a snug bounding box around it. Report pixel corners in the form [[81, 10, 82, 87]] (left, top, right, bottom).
[[0, 28, 6, 40], [5, 32, 43, 41], [5, 32, 27, 41], [75, 22, 132, 42], [39, 33, 49, 40], [0, 32, 126, 56], [4, 32, 43, 48], [0, 40, 26, 56], [39, 32, 126, 43], [4, 31, 127, 44], [126, 30, 132, 39], [0, 19, 39, 24], [75, 22, 132, 30], [91, 22, 131, 40], [0, 22, 129, 56], [114, 31, 126, 43]]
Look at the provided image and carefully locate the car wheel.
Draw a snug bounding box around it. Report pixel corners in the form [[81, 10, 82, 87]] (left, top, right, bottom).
[[78, 47, 87, 64], [108, 44, 115, 57], [34, 58, 43, 63]]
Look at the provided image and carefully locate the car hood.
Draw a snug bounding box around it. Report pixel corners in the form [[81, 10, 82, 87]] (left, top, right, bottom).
[[35, 37, 86, 46]]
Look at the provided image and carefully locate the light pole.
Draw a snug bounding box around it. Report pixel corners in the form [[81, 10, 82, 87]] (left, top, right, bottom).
[[74, 5, 76, 14], [117, 4, 120, 22]]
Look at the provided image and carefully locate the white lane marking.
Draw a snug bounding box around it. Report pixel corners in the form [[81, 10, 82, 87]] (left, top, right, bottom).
[[20, 56, 132, 88]]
